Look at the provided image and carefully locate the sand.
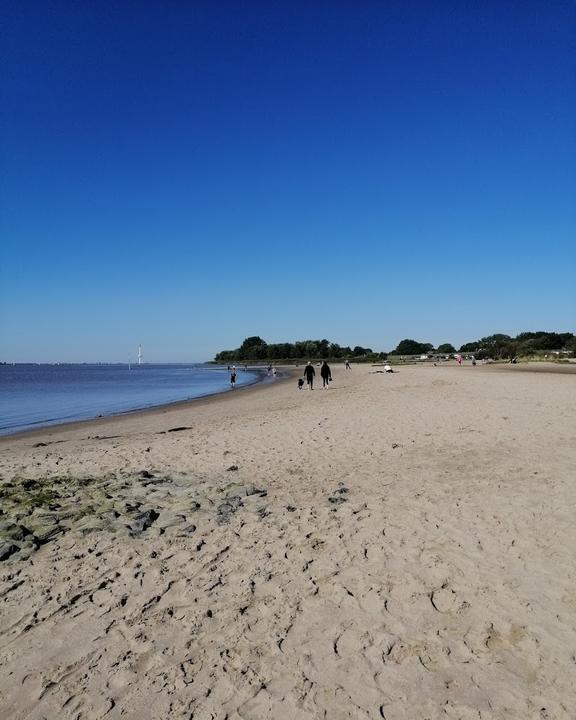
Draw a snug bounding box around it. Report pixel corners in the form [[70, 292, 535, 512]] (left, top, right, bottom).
[[1, 363, 575, 719]]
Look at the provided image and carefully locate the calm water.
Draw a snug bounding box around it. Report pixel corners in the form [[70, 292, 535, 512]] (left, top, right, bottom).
[[0, 364, 262, 436]]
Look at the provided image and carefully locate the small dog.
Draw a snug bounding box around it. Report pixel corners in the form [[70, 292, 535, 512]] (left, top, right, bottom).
[[297, 378, 304, 390]]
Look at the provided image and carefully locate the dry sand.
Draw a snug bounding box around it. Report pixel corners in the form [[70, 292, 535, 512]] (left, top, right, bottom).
[[1, 363, 575, 719]]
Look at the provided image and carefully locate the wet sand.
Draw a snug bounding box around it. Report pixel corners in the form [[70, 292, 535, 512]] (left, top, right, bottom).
[[1, 363, 575, 719]]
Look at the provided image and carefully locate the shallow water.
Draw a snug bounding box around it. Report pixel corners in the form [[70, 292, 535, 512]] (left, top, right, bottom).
[[0, 363, 260, 436]]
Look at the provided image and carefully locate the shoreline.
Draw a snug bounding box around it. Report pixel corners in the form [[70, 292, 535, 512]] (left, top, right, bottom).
[[0, 367, 296, 445], [1, 361, 573, 444]]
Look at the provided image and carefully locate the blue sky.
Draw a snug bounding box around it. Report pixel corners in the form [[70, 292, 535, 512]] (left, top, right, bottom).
[[1, 1, 574, 362]]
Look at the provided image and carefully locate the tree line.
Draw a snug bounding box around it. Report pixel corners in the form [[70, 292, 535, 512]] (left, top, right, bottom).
[[214, 336, 381, 362], [456, 331, 575, 360], [214, 331, 575, 363]]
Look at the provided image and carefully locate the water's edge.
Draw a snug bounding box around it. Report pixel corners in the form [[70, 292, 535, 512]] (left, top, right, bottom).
[[0, 366, 282, 438]]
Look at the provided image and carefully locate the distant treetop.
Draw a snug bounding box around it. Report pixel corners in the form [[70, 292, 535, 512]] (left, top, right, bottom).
[[394, 339, 434, 355]]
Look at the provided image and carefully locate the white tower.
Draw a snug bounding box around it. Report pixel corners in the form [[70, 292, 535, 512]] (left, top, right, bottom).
[[138, 344, 143, 365]]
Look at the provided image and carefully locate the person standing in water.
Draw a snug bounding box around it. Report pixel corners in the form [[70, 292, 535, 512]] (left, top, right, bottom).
[[230, 366, 237, 388], [320, 360, 332, 389], [303, 361, 315, 390]]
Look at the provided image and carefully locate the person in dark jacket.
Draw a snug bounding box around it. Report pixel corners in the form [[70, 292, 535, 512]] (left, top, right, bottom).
[[303, 361, 315, 390], [320, 360, 332, 389]]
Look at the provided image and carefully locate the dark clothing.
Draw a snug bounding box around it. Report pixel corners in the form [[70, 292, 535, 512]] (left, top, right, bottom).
[[320, 363, 331, 380], [304, 365, 315, 380], [303, 364, 315, 389]]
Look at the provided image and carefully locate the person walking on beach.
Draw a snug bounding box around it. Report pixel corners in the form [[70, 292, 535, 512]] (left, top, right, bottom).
[[320, 360, 332, 389], [303, 361, 315, 390], [230, 367, 237, 388], [345, 359, 351, 370]]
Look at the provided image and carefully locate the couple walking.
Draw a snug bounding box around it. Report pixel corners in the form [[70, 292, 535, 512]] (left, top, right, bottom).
[[303, 361, 332, 390]]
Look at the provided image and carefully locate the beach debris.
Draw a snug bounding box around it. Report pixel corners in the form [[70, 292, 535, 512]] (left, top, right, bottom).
[[0, 521, 32, 542], [391, 443, 399, 449], [226, 464, 239, 472], [137, 470, 166, 487], [0, 542, 20, 561], [328, 496, 347, 505], [167, 426, 192, 433], [0, 471, 268, 561], [30, 523, 64, 544], [216, 496, 243, 524], [129, 509, 160, 536]]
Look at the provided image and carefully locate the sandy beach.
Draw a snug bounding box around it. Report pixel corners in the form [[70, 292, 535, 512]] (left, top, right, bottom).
[[1, 362, 575, 719]]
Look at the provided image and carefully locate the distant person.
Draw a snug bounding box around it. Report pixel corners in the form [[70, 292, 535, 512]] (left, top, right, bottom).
[[230, 367, 237, 388], [320, 360, 332, 388], [384, 363, 393, 373], [244, 364, 248, 371], [303, 361, 315, 390], [345, 359, 351, 370], [272, 367, 277, 376], [297, 378, 304, 390], [471, 356, 477, 366], [457, 355, 462, 365]]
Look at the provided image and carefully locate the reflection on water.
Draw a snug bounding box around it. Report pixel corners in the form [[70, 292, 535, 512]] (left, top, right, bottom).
[[0, 364, 260, 436]]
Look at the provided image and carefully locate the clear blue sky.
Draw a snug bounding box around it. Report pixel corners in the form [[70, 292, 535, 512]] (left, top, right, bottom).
[[1, 1, 574, 362]]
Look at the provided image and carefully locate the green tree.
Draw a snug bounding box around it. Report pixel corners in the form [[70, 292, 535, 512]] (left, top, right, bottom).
[[394, 339, 433, 355], [318, 339, 330, 357], [459, 342, 479, 353], [304, 341, 319, 358], [437, 343, 456, 354], [477, 334, 514, 359], [353, 346, 373, 356], [239, 336, 267, 352]]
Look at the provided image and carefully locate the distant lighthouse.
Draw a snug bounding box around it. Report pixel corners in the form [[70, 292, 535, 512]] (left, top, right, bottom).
[[138, 344, 143, 365]]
